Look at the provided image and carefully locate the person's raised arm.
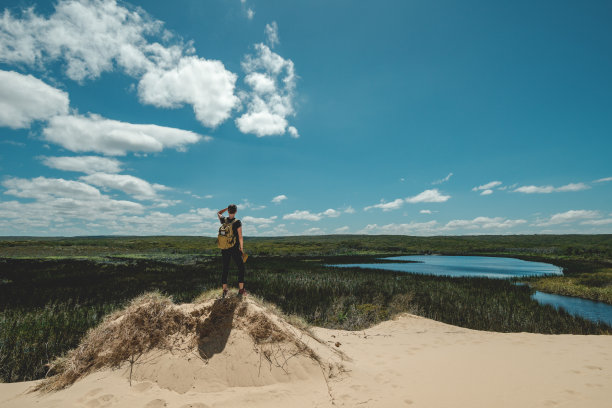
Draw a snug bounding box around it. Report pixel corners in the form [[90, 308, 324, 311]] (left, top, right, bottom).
[[237, 226, 244, 253], [217, 207, 227, 221]]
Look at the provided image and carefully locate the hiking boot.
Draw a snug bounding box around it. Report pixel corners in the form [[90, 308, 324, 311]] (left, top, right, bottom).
[[238, 288, 247, 298], [222, 288, 228, 298]]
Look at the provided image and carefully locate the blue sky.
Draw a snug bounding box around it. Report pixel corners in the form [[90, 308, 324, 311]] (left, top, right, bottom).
[[0, 0, 610, 236]]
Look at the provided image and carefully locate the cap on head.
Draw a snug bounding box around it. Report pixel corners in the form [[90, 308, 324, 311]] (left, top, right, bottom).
[[228, 204, 237, 214]]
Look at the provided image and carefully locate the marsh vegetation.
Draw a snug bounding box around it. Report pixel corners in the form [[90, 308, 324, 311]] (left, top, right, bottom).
[[0, 234, 610, 382]]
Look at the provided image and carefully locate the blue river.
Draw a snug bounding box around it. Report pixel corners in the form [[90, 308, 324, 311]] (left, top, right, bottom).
[[330, 255, 612, 326], [332, 255, 563, 279]]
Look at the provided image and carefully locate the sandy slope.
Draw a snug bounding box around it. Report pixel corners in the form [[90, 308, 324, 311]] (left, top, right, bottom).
[[1, 301, 611, 408]]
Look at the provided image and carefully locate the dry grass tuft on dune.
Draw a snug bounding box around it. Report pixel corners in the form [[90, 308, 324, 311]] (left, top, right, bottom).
[[36, 290, 342, 394], [36, 292, 196, 392]]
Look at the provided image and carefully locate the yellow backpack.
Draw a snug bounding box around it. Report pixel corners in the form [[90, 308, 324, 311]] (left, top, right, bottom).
[[217, 218, 237, 249]]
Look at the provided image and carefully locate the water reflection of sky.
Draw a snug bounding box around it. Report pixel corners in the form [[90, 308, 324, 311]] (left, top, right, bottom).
[[532, 291, 612, 326], [331, 255, 563, 279]]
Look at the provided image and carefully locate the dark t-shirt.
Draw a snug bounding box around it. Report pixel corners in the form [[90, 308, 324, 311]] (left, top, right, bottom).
[[220, 216, 242, 249]]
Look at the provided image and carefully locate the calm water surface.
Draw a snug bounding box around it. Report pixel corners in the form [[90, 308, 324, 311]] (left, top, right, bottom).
[[330, 255, 612, 325], [532, 291, 612, 326], [331, 255, 563, 279]]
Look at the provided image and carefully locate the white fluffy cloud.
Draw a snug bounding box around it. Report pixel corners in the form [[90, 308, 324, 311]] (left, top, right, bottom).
[[0, 176, 225, 234], [271, 194, 287, 204], [420, 209, 432, 214], [321, 208, 340, 217], [0, 176, 143, 232], [0, 0, 243, 130], [43, 113, 204, 155], [405, 189, 451, 203], [244, 72, 276, 94], [236, 108, 288, 136], [0, 70, 69, 128], [79, 172, 170, 201], [334, 226, 350, 233], [364, 198, 404, 212], [0, 0, 181, 81], [138, 56, 240, 127], [106, 210, 219, 235], [42, 155, 122, 174], [283, 210, 322, 221], [287, 126, 299, 138], [236, 41, 297, 137], [537, 210, 600, 226], [480, 189, 493, 196], [3, 176, 101, 200], [514, 183, 590, 194]]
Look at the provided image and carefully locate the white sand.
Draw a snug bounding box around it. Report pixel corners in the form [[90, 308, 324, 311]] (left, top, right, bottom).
[[1, 302, 611, 408]]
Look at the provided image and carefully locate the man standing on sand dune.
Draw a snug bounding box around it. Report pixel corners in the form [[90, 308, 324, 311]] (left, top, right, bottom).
[[217, 204, 247, 298]]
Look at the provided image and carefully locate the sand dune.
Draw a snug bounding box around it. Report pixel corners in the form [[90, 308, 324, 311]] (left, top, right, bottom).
[[1, 295, 611, 408]]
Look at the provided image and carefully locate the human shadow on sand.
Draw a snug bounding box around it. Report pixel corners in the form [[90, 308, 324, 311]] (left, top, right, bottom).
[[196, 296, 241, 359]]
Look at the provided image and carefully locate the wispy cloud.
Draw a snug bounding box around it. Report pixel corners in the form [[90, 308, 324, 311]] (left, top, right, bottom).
[[364, 198, 404, 211], [432, 172, 453, 185], [594, 177, 612, 183], [365, 189, 450, 211], [361, 216, 527, 235], [359, 221, 438, 235], [282, 208, 341, 221], [581, 218, 612, 226], [265, 22, 279, 48], [243, 215, 278, 225], [536, 210, 599, 226], [41, 156, 122, 174], [442, 216, 526, 230], [304, 227, 323, 235], [472, 181, 502, 195], [514, 183, 590, 194], [238, 199, 266, 211]]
